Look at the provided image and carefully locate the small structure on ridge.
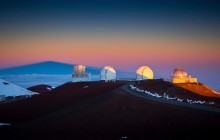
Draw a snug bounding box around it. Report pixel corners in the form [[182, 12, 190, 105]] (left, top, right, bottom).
[[100, 66, 116, 82], [136, 66, 154, 80], [72, 65, 91, 82], [172, 67, 198, 84]]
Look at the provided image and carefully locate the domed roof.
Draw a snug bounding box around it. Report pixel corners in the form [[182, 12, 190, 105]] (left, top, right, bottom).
[[136, 66, 154, 80], [172, 67, 188, 78], [100, 66, 116, 80]]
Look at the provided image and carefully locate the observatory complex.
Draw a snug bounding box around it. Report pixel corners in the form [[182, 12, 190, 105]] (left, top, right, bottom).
[[136, 66, 154, 80], [100, 66, 116, 82], [71, 64, 198, 84], [172, 67, 198, 84], [72, 65, 91, 82]]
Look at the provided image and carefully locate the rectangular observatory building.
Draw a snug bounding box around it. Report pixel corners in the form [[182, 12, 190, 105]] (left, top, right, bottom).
[[72, 65, 91, 82]]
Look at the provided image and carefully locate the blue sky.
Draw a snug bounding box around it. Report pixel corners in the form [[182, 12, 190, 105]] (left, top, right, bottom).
[[1, 0, 220, 36]]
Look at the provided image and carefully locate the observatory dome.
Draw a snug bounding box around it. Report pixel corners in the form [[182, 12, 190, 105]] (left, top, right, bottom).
[[136, 66, 154, 80], [100, 66, 116, 81], [172, 67, 188, 78]]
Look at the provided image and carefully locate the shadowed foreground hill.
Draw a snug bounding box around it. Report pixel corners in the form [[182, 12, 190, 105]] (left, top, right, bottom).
[[0, 81, 220, 140], [0, 81, 125, 123]]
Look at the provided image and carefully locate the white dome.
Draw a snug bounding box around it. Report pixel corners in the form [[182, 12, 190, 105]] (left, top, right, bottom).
[[172, 67, 188, 78], [100, 66, 116, 80], [136, 66, 154, 80]]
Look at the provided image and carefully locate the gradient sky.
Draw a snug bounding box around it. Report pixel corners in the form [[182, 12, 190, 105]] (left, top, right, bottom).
[[0, 0, 220, 89]]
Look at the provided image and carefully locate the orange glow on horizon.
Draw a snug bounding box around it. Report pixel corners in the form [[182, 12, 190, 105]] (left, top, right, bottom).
[[0, 33, 220, 68]]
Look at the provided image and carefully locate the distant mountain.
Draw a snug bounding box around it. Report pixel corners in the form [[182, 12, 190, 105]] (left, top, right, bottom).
[[0, 61, 101, 75], [0, 79, 38, 97]]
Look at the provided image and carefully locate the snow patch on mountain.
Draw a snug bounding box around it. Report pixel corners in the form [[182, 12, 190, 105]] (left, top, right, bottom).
[[0, 79, 38, 97], [130, 84, 214, 105]]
